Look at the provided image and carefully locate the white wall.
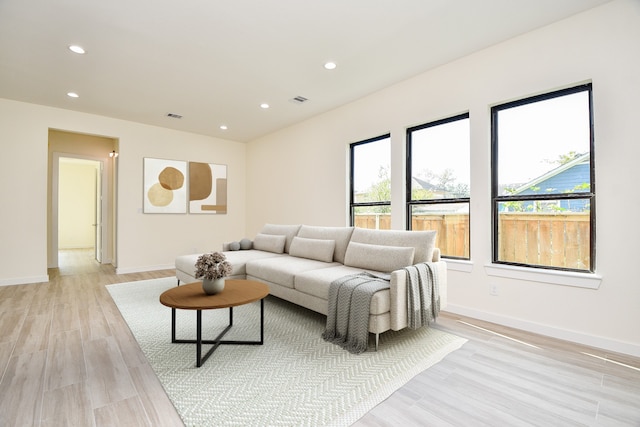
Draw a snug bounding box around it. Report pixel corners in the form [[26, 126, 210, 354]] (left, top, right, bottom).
[[246, 0, 640, 356], [0, 98, 247, 283]]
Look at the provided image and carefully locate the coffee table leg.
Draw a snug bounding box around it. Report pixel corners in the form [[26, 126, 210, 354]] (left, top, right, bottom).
[[171, 308, 176, 343], [196, 310, 202, 367], [260, 298, 264, 344], [173, 301, 265, 367]]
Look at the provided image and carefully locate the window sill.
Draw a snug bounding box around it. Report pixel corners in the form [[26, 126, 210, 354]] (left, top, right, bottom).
[[445, 259, 474, 273], [484, 263, 602, 289]]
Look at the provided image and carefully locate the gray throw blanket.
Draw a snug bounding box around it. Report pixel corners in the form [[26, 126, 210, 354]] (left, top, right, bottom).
[[322, 272, 390, 354], [404, 262, 440, 329]]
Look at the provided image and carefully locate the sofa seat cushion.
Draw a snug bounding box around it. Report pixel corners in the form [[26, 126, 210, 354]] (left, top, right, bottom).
[[175, 250, 282, 278], [222, 250, 285, 276], [175, 254, 204, 277], [294, 265, 391, 315], [246, 255, 339, 289]]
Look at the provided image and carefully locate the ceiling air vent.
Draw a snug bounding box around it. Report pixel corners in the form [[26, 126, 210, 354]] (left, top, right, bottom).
[[166, 113, 183, 119], [290, 96, 308, 104]]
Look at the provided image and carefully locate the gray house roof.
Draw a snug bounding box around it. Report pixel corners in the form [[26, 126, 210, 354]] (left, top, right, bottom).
[[412, 176, 443, 192]]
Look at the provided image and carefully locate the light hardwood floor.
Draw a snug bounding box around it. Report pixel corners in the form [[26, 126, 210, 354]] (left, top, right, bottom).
[[0, 249, 638, 426]]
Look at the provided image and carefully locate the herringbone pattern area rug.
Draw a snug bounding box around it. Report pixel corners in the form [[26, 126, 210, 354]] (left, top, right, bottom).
[[107, 277, 466, 426]]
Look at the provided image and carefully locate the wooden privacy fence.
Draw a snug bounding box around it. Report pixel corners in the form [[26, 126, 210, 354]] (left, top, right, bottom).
[[412, 214, 470, 259], [353, 214, 470, 258], [353, 214, 392, 230], [498, 212, 590, 270], [354, 213, 590, 268]]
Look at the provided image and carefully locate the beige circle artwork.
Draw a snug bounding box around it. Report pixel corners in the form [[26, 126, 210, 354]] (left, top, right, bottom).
[[148, 166, 185, 207]]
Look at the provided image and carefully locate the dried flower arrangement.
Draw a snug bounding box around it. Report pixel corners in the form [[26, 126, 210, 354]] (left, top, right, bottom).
[[194, 252, 233, 280]]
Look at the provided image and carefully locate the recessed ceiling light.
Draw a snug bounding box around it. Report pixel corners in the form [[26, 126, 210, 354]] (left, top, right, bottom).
[[220, 125, 228, 130], [68, 45, 85, 54], [324, 62, 337, 70], [67, 92, 79, 98], [260, 103, 270, 109]]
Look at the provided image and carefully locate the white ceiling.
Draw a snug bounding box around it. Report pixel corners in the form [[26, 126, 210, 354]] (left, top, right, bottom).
[[0, 0, 611, 142]]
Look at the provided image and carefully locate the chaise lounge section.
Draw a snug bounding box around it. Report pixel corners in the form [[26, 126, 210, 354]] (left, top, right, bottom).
[[175, 224, 447, 347]]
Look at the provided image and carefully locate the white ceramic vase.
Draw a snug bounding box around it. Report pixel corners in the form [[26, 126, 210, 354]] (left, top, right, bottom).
[[202, 277, 225, 295]]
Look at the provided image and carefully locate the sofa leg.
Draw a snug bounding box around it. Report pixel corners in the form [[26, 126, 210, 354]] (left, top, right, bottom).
[[375, 333, 379, 351], [177, 279, 180, 286]]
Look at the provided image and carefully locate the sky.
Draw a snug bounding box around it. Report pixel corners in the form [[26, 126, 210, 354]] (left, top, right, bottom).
[[353, 90, 590, 192], [497, 90, 590, 185], [352, 119, 470, 193], [352, 139, 391, 193]]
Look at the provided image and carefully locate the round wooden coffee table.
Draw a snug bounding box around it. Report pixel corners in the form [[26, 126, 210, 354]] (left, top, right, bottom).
[[159, 279, 269, 367]]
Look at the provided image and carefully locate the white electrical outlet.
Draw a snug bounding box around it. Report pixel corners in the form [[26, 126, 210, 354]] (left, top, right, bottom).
[[490, 284, 499, 296]]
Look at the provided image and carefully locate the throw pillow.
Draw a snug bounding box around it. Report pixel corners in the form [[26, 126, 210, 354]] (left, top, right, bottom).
[[296, 225, 354, 264], [239, 238, 253, 250], [260, 224, 301, 253], [344, 241, 415, 273], [289, 236, 336, 263], [349, 228, 436, 263], [229, 241, 241, 251], [253, 233, 286, 254]]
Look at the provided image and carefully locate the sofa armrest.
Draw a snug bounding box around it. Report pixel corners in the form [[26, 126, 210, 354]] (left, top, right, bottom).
[[389, 260, 448, 331]]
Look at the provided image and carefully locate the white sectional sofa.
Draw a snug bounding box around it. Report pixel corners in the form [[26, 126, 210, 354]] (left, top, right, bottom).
[[175, 224, 447, 346]]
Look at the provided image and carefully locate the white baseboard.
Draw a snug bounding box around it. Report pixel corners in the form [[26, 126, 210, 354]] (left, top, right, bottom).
[[115, 263, 175, 275], [444, 303, 640, 358], [48, 257, 112, 269], [0, 274, 50, 287]]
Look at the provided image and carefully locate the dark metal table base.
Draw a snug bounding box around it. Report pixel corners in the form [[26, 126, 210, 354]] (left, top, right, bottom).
[[171, 299, 264, 367]]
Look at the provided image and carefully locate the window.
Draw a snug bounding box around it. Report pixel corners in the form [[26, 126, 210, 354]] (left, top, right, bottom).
[[491, 84, 594, 272], [407, 114, 470, 259], [350, 134, 391, 229]]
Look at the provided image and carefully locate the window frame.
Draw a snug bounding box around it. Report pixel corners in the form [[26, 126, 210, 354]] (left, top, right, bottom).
[[349, 134, 392, 227], [406, 113, 471, 260], [491, 83, 595, 273]]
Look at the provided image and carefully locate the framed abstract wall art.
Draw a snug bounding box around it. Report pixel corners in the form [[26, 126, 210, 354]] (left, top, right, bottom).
[[189, 162, 227, 214], [143, 158, 187, 213]]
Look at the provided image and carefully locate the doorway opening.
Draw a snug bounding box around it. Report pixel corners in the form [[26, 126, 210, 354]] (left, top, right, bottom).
[[56, 157, 104, 273], [48, 129, 118, 273]]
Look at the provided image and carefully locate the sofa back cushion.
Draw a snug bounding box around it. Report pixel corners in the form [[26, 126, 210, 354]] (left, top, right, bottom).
[[296, 225, 354, 263], [344, 242, 415, 273], [289, 236, 335, 263], [349, 228, 437, 263], [253, 233, 286, 254], [260, 224, 301, 253]]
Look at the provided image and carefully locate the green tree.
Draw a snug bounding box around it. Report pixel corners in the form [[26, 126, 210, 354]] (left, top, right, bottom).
[[411, 187, 433, 200], [366, 166, 391, 213], [369, 166, 390, 201], [544, 151, 581, 166], [416, 168, 469, 198], [365, 166, 471, 208]]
